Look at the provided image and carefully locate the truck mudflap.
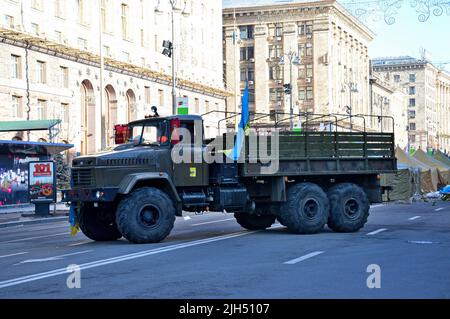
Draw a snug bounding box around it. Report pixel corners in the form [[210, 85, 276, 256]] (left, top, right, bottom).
[[61, 188, 119, 202]]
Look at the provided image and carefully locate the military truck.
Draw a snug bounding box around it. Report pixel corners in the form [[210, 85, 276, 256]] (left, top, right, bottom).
[[62, 111, 396, 244]]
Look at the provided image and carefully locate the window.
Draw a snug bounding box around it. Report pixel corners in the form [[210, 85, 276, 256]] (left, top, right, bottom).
[[158, 89, 164, 106], [305, 22, 313, 35], [409, 98, 416, 107], [31, 23, 39, 35], [409, 123, 416, 131], [122, 51, 130, 62], [298, 65, 305, 78], [55, 0, 65, 18], [394, 74, 400, 82], [240, 69, 254, 81], [36, 61, 46, 84], [140, 29, 145, 47], [54, 30, 63, 42], [121, 3, 129, 40], [275, 24, 283, 37], [4, 15, 14, 28], [269, 45, 282, 59], [306, 87, 313, 100], [11, 55, 21, 79], [11, 96, 23, 118], [269, 88, 283, 102], [269, 66, 283, 80], [240, 47, 254, 61], [242, 89, 255, 103], [408, 110, 416, 119], [409, 86, 416, 95], [77, 0, 86, 25], [410, 135, 416, 143], [306, 64, 313, 78], [409, 74, 416, 83], [101, 0, 109, 31], [205, 101, 210, 113], [298, 43, 305, 57], [239, 26, 254, 40], [60, 66, 69, 88], [103, 45, 111, 57], [306, 43, 313, 56], [61, 103, 70, 125], [31, 0, 43, 10], [298, 89, 306, 100], [298, 23, 305, 36], [37, 100, 47, 120], [77, 38, 87, 50], [144, 86, 151, 104], [195, 98, 200, 113]]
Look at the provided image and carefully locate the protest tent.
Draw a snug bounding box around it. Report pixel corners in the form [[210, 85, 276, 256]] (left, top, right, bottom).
[[413, 149, 449, 186]]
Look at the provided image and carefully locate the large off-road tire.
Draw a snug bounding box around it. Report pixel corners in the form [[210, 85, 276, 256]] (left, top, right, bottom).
[[327, 183, 370, 233], [279, 183, 329, 234], [78, 204, 122, 241], [116, 187, 175, 244], [234, 213, 276, 230]]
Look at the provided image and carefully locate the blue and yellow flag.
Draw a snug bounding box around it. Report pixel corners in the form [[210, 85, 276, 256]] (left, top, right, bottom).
[[227, 81, 250, 161], [69, 203, 79, 237]]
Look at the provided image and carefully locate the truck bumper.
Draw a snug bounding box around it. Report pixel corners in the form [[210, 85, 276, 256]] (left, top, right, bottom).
[[62, 188, 119, 203]]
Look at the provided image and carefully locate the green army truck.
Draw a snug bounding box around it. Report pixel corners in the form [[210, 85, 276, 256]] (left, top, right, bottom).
[[62, 111, 396, 244]]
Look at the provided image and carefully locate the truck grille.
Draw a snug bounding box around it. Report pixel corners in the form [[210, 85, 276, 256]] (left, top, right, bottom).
[[71, 169, 94, 187]]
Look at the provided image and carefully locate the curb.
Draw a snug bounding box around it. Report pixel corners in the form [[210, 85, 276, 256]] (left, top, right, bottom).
[[0, 216, 67, 229]]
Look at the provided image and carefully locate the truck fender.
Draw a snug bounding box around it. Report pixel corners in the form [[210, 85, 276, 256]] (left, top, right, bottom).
[[118, 173, 181, 203]]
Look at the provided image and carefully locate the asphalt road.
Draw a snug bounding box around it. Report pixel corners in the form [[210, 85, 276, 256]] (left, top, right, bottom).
[[0, 201, 449, 299]]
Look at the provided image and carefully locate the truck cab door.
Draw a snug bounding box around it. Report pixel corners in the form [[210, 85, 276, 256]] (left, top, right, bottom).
[[172, 120, 208, 187]]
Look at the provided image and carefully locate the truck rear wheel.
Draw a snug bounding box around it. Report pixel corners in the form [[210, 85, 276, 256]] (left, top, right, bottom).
[[279, 183, 329, 234], [327, 183, 369, 233], [116, 187, 175, 244], [78, 204, 122, 241], [234, 213, 276, 230]]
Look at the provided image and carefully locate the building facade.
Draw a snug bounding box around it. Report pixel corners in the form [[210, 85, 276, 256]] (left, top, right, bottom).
[[223, 0, 374, 128], [0, 0, 227, 155], [370, 73, 408, 148], [372, 56, 450, 153]]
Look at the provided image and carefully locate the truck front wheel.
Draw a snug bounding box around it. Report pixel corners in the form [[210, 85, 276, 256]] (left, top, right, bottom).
[[234, 213, 276, 230], [116, 187, 176, 244], [78, 204, 122, 241], [327, 183, 369, 232], [279, 183, 329, 234]]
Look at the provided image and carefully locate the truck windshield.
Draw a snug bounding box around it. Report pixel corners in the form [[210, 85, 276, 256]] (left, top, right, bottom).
[[129, 121, 169, 146]]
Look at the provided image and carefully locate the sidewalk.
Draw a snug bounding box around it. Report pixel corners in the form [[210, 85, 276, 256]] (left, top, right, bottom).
[[0, 203, 69, 228]]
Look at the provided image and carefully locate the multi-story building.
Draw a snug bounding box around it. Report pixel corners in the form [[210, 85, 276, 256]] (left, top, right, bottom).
[[0, 0, 227, 155], [370, 73, 408, 148], [223, 0, 374, 128], [372, 56, 450, 153]]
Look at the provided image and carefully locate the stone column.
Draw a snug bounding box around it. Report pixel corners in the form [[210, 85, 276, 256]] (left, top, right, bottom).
[[224, 26, 241, 118], [254, 24, 269, 116]]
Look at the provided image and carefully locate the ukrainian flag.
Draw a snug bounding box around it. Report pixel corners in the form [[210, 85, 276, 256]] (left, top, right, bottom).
[[227, 80, 250, 161]]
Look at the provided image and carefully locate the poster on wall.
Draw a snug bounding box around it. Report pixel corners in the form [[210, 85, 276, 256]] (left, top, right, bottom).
[[28, 161, 56, 204]]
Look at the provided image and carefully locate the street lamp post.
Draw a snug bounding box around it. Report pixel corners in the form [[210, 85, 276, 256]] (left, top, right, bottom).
[[341, 82, 358, 131], [279, 51, 301, 130], [156, 0, 189, 115]]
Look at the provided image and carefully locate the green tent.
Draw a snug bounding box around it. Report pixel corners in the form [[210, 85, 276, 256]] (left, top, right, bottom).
[[432, 151, 450, 184], [413, 149, 450, 186]]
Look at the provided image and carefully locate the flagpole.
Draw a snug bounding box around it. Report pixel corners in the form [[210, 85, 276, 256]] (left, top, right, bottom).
[[233, 8, 239, 132]]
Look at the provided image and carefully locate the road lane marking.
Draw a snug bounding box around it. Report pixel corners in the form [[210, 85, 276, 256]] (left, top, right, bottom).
[[68, 241, 91, 247], [0, 230, 256, 289], [192, 218, 235, 226], [1, 232, 71, 244], [408, 216, 421, 221], [370, 204, 384, 209], [435, 208, 444, 211], [284, 251, 324, 265], [367, 228, 387, 236], [183, 216, 192, 221], [0, 252, 28, 259], [15, 250, 93, 265]]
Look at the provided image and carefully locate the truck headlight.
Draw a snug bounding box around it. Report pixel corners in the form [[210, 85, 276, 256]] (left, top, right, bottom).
[[95, 191, 102, 199]]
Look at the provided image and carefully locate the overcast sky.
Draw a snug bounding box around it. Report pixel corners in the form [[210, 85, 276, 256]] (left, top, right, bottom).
[[223, 0, 450, 71]]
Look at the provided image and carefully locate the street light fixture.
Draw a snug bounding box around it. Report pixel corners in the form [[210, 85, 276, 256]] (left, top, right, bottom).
[[156, 0, 190, 115], [279, 51, 301, 130], [341, 82, 358, 131]]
